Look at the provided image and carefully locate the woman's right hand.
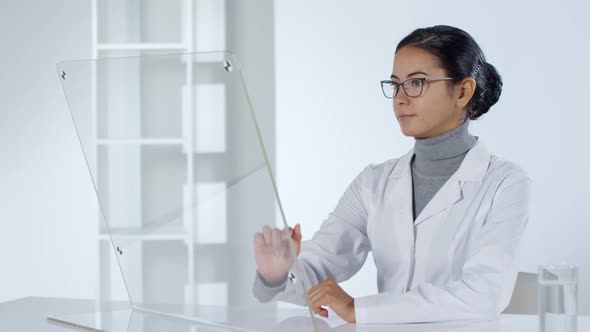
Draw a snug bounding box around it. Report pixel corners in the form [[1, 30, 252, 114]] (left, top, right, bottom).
[[254, 224, 302, 285]]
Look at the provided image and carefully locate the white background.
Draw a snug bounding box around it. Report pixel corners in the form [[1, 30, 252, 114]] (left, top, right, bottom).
[[0, 0, 97, 302], [1, 0, 589, 314]]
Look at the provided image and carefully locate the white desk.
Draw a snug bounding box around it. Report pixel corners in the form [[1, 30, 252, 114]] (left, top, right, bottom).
[[1, 297, 589, 332]]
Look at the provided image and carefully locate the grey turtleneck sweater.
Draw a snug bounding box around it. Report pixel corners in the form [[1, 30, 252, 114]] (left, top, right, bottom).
[[411, 119, 476, 220]]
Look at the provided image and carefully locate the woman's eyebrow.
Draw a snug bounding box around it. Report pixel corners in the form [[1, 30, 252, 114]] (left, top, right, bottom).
[[390, 71, 429, 80]]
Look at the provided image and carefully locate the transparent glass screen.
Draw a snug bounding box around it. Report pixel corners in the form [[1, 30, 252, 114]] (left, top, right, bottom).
[[55, 51, 319, 331]]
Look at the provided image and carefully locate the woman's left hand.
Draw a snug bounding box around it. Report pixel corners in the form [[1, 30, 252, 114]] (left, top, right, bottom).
[[307, 278, 356, 323]]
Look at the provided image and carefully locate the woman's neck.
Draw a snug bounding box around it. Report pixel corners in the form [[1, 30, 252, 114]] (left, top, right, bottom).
[[413, 119, 475, 162]]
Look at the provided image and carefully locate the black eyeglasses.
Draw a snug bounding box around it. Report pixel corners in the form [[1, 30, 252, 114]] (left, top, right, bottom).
[[380, 77, 454, 99]]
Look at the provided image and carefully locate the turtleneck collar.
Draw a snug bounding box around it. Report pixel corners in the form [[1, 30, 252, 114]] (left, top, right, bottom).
[[413, 119, 476, 161]]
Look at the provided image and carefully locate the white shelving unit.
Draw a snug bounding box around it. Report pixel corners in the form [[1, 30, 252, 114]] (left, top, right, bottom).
[[90, 0, 229, 309], [85, 1, 278, 318]]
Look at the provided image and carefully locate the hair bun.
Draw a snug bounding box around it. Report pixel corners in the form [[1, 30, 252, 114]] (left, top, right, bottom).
[[468, 62, 503, 120]]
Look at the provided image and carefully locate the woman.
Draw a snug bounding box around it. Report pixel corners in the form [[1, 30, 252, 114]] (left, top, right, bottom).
[[252, 25, 531, 324]]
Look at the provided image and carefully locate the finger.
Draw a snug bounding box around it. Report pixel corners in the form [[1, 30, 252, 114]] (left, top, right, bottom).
[[280, 227, 290, 241], [293, 223, 302, 242], [308, 295, 325, 316], [271, 228, 282, 251], [308, 291, 330, 318], [308, 283, 320, 296], [308, 283, 339, 311], [254, 233, 265, 249], [281, 229, 293, 251], [308, 286, 328, 307], [262, 225, 272, 245], [308, 278, 331, 294], [308, 283, 322, 295]]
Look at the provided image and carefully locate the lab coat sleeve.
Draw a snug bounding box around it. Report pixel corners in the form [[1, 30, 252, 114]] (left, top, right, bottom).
[[354, 171, 532, 324], [252, 166, 372, 305]]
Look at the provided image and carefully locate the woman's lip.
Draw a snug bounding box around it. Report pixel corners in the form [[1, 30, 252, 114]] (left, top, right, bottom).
[[398, 114, 416, 119]]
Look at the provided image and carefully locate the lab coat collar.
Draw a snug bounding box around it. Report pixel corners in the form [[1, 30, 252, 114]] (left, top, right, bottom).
[[388, 138, 491, 226], [389, 137, 490, 183]]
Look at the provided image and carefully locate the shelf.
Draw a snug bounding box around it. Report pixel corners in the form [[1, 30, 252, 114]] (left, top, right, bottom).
[[96, 138, 185, 145], [99, 234, 186, 241], [96, 43, 188, 51], [99, 223, 187, 241]]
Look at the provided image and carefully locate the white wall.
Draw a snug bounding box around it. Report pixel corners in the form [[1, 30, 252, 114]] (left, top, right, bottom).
[[0, 1, 97, 302], [274, 0, 590, 313]]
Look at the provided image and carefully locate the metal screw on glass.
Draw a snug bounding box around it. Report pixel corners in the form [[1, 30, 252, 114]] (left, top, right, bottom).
[[61, 71, 66, 80], [380, 77, 454, 99], [223, 60, 233, 72], [116, 246, 123, 256]]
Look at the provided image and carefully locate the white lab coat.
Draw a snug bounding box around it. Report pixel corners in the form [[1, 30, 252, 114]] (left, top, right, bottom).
[[264, 139, 532, 324]]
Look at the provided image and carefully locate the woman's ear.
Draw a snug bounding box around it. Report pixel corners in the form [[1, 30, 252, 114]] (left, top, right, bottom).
[[456, 77, 477, 108]]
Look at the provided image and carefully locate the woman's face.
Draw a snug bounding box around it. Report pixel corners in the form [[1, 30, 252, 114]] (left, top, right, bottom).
[[391, 46, 468, 138]]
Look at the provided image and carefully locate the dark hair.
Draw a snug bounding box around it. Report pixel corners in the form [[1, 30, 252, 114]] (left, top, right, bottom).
[[396, 25, 502, 120]]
